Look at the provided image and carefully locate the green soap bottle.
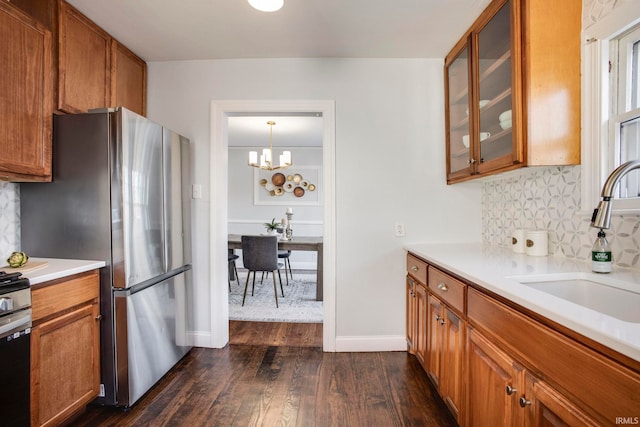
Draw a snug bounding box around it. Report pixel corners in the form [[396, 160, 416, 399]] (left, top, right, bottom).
[[591, 229, 612, 273]]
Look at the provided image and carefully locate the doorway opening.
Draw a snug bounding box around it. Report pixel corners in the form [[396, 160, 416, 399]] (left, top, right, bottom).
[[227, 113, 323, 324], [210, 100, 336, 351]]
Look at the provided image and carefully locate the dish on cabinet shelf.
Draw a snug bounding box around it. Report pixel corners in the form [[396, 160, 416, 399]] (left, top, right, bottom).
[[462, 134, 470, 148], [499, 109, 512, 121], [466, 99, 491, 116], [462, 132, 491, 148], [499, 119, 512, 130]]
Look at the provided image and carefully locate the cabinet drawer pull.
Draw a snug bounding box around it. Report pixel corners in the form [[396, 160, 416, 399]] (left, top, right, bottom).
[[505, 385, 517, 395], [519, 396, 531, 408], [411, 265, 419, 272], [437, 282, 448, 291]]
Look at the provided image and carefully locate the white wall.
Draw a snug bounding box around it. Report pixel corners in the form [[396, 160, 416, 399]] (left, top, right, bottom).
[[146, 58, 482, 348]]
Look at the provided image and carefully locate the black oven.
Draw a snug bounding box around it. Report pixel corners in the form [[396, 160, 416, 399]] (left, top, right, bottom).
[[0, 272, 32, 427]]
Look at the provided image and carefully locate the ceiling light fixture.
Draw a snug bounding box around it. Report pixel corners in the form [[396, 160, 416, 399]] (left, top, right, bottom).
[[248, 121, 291, 170], [248, 0, 284, 12]]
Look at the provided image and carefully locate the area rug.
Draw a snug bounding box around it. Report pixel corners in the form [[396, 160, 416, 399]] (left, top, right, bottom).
[[228, 272, 323, 323]]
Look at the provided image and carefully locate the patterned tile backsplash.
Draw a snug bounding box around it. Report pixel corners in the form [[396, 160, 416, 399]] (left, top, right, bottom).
[[0, 182, 20, 260], [482, 166, 640, 269]]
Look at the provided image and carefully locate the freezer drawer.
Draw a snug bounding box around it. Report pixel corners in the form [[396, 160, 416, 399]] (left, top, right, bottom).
[[114, 271, 191, 407]]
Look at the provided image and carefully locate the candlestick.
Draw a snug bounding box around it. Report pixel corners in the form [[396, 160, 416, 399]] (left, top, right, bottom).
[[285, 212, 293, 240]]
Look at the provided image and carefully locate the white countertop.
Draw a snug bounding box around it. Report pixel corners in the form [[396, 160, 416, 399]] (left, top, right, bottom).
[[21, 257, 106, 286], [405, 242, 640, 363]]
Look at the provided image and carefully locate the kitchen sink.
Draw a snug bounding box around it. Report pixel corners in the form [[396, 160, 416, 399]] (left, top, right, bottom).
[[508, 272, 640, 323]]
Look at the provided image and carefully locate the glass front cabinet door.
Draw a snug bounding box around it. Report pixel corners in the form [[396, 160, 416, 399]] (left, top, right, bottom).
[[445, 0, 522, 183], [444, 0, 580, 184], [445, 38, 473, 181]]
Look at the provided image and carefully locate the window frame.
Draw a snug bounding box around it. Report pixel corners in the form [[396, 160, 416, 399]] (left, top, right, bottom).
[[581, 3, 640, 215]]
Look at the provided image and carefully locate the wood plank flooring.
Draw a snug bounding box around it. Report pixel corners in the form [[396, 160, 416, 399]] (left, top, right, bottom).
[[68, 321, 456, 426]]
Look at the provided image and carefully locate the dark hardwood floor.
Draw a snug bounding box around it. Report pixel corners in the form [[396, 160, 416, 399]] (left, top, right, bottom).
[[69, 321, 456, 426]]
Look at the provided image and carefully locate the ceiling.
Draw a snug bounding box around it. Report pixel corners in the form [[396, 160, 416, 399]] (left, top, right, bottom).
[[228, 114, 323, 147], [66, 0, 490, 61], [65, 0, 490, 147]]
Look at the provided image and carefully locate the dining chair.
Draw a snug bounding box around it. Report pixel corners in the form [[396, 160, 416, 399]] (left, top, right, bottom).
[[278, 250, 293, 285], [241, 235, 284, 307], [228, 253, 239, 291]]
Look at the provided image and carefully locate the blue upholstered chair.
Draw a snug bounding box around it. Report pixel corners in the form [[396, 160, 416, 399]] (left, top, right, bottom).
[[241, 235, 284, 307]]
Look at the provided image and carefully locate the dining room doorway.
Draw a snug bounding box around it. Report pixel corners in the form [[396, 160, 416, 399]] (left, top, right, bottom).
[[227, 114, 324, 324], [210, 100, 336, 351]]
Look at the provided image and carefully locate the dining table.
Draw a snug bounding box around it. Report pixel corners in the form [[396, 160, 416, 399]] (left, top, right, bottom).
[[228, 234, 324, 301]]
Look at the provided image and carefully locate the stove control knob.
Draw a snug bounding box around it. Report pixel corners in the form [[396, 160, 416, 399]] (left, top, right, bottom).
[[0, 297, 14, 311]]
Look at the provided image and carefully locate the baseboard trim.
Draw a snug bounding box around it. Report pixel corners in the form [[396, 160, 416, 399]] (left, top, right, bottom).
[[334, 335, 407, 352], [190, 331, 218, 348], [190, 331, 407, 352]]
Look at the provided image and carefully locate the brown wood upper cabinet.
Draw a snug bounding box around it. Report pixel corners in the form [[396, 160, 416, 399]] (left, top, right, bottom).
[[0, 1, 52, 182], [58, 0, 146, 115], [444, 0, 581, 184], [112, 41, 147, 117], [8, 0, 147, 116], [58, 0, 111, 113]]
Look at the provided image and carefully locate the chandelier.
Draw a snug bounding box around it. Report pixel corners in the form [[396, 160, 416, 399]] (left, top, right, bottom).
[[248, 121, 292, 171]]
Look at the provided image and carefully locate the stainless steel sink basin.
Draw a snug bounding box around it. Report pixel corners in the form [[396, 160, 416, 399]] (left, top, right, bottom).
[[508, 272, 640, 323]]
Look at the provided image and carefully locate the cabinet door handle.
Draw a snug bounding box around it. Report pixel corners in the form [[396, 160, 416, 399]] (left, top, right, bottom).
[[437, 282, 448, 291], [95, 314, 103, 321], [435, 315, 441, 322], [411, 265, 419, 272], [505, 385, 517, 395], [519, 396, 531, 408], [439, 318, 446, 326]]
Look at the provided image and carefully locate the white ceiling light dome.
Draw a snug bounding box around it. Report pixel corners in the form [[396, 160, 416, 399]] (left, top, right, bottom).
[[248, 0, 284, 12]]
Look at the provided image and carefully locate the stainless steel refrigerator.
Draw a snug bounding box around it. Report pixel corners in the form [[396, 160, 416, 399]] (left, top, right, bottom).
[[21, 107, 193, 407]]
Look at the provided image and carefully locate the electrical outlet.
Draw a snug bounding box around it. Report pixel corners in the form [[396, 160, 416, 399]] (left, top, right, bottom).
[[99, 384, 105, 397], [395, 222, 405, 237], [192, 184, 202, 199]]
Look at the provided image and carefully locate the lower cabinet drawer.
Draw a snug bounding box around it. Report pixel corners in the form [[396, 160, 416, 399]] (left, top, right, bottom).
[[428, 266, 466, 314], [407, 253, 428, 284], [32, 271, 99, 323]]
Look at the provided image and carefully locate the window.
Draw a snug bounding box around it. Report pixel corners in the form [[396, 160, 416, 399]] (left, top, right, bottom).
[[581, 3, 640, 215], [609, 25, 640, 202]]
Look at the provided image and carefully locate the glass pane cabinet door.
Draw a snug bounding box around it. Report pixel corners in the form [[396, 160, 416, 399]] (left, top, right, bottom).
[[446, 42, 472, 180], [476, 0, 518, 172]]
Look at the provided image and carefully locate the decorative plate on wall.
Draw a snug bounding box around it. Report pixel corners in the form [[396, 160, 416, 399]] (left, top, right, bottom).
[[272, 173, 286, 186]]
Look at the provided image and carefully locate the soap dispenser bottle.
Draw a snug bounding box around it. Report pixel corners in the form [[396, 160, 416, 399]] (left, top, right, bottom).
[[592, 229, 612, 273]]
